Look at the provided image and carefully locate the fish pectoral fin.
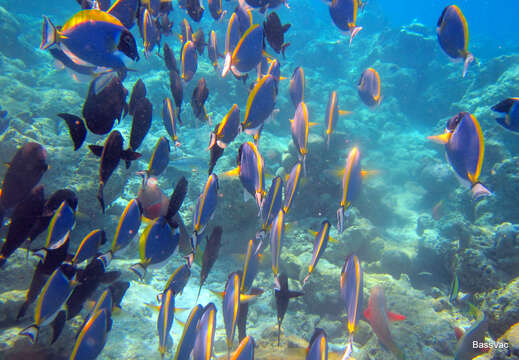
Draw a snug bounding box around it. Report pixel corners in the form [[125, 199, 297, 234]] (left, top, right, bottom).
[[386, 310, 406, 322], [427, 132, 451, 144], [328, 235, 339, 243], [338, 109, 352, 116], [88, 145, 104, 157], [209, 289, 225, 299], [144, 302, 161, 312], [120, 149, 142, 161], [222, 167, 240, 177], [307, 229, 318, 237], [361, 169, 379, 178], [308, 122, 319, 127]]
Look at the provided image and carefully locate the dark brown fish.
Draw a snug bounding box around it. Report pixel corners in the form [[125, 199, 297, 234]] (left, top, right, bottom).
[[275, 273, 304, 346], [186, 0, 204, 22], [0, 185, 45, 268], [128, 79, 146, 116], [169, 70, 184, 124], [263, 12, 290, 57], [128, 97, 153, 153], [191, 77, 209, 121], [0, 142, 48, 226], [166, 176, 188, 227], [208, 142, 224, 175], [192, 28, 206, 55], [58, 113, 87, 151], [89, 131, 141, 213], [197, 225, 222, 300], [163, 43, 178, 73]]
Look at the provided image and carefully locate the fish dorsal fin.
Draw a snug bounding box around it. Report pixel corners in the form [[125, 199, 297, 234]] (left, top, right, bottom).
[[282, 23, 291, 33], [387, 311, 406, 322]]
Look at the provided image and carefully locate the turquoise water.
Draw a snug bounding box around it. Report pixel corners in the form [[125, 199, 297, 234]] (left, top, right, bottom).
[[0, 0, 518, 359]]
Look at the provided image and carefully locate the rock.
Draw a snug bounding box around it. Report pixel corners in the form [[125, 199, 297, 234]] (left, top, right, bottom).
[[481, 277, 519, 339]]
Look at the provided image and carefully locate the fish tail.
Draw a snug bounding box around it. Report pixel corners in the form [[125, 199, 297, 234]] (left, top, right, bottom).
[[196, 283, 203, 301], [462, 53, 474, 78], [20, 325, 39, 344], [471, 182, 491, 200], [349, 26, 363, 47], [40, 16, 58, 50]]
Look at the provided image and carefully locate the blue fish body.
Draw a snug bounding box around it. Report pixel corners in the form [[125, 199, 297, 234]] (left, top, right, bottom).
[[148, 137, 171, 177], [225, 13, 241, 56], [306, 328, 328, 360], [45, 201, 75, 248], [270, 209, 285, 277], [193, 174, 219, 238], [223, 272, 241, 353], [175, 305, 203, 360], [232, 336, 255, 360], [261, 176, 283, 231], [214, 104, 241, 147], [291, 103, 310, 166], [181, 41, 198, 82], [342, 147, 362, 208], [238, 142, 265, 207], [289, 67, 304, 108], [283, 162, 302, 214], [163, 264, 191, 296], [242, 75, 277, 136], [358, 68, 381, 107], [162, 98, 180, 146], [329, 0, 356, 31], [157, 288, 176, 358], [241, 239, 261, 293], [70, 309, 108, 360], [305, 221, 331, 284], [492, 98, 519, 132], [71, 229, 106, 266], [112, 198, 142, 253], [232, 25, 263, 74], [341, 254, 363, 335], [140, 217, 179, 266], [234, 5, 253, 35], [192, 303, 217, 360]]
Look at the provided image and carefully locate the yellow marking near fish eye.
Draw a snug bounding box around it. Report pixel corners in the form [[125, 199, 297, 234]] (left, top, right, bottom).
[[467, 114, 484, 184]]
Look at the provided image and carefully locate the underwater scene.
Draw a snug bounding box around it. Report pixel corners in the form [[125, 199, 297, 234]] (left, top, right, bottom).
[[1, 0, 519, 359]]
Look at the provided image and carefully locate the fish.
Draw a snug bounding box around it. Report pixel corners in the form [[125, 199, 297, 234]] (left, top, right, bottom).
[[427, 112, 491, 200], [130, 216, 180, 280], [163, 42, 179, 73], [225, 13, 241, 61], [68, 229, 107, 266], [233, 5, 253, 35], [240, 75, 277, 137], [89, 130, 141, 213], [303, 220, 333, 286], [222, 24, 263, 78], [208, 0, 226, 22], [208, 143, 225, 176], [259, 176, 283, 236], [491, 98, 519, 132], [0, 185, 45, 268], [341, 254, 363, 354], [69, 309, 109, 360], [283, 162, 302, 215], [328, 0, 363, 46], [181, 41, 198, 82], [57, 113, 87, 151], [174, 304, 203, 360], [136, 173, 170, 221], [41, 10, 139, 71], [197, 226, 223, 300], [191, 174, 219, 253], [270, 209, 285, 279], [169, 70, 184, 124], [231, 335, 255, 360], [44, 201, 76, 248], [141, 8, 159, 57], [336, 147, 363, 233], [449, 273, 459, 304], [0, 142, 48, 226], [363, 286, 406, 360], [209, 104, 241, 151], [436, 5, 474, 78], [274, 273, 304, 346], [129, 78, 146, 117], [306, 328, 328, 360], [192, 302, 217, 360], [179, 18, 194, 47], [166, 176, 188, 227], [157, 288, 176, 359], [161, 264, 191, 301], [454, 307, 488, 360], [128, 97, 153, 155], [291, 102, 315, 175], [193, 29, 206, 55], [191, 77, 210, 122], [208, 30, 223, 70], [148, 137, 171, 177], [49, 46, 109, 77], [163, 98, 181, 147], [185, 0, 205, 22], [325, 91, 351, 149], [289, 66, 304, 108], [19, 267, 77, 344], [107, 198, 142, 256], [223, 271, 241, 356], [358, 68, 381, 107], [241, 239, 261, 294], [107, 0, 140, 29], [263, 12, 290, 57]]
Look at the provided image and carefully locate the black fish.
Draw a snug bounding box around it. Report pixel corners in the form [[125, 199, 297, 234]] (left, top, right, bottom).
[[89, 131, 141, 213], [186, 0, 204, 22], [16, 236, 71, 320], [237, 287, 264, 342], [28, 189, 78, 243], [169, 70, 184, 124], [107, 0, 139, 29], [166, 176, 188, 227], [128, 97, 153, 154], [58, 113, 87, 151], [208, 142, 224, 175], [0, 185, 45, 268], [0, 142, 48, 226], [193, 29, 206, 55], [274, 273, 304, 346], [263, 12, 290, 57], [128, 79, 146, 116], [82, 73, 128, 135], [197, 225, 222, 300], [191, 77, 209, 121], [163, 43, 178, 73]]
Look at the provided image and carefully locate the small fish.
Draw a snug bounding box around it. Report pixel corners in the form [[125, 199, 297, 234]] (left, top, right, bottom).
[[108, 198, 142, 256], [181, 41, 198, 82], [241, 239, 261, 294], [283, 162, 302, 215], [89, 130, 141, 213], [240, 75, 277, 137], [163, 42, 179, 73], [263, 12, 290, 57], [436, 5, 474, 77], [491, 98, 519, 132], [336, 147, 363, 233], [157, 288, 176, 359], [179, 18, 194, 46], [260, 176, 283, 235], [197, 226, 223, 300], [341, 254, 363, 350], [209, 104, 241, 150], [291, 102, 315, 175], [128, 97, 153, 155], [185, 0, 205, 22], [161, 264, 191, 301], [141, 8, 159, 57], [57, 113, 87, 151], [208, 0, 226, 21], [275, 273, 304, 346], [223, 271, 241, 357], [306, 328, 328, 360], [208, 30, 223, 70], [231, 335, 255, 360], [427, 112, 491, 200], [358, 68, 381, 107], [69, 309, 109, 360], [169, 70, 184, 124], [174, 304, 203, 360], [191, 77, 210, 122], [325, 91, 351, 149], [289, 66, 304, 108], [44, 201, 76, 248], [270, 209, 285, 279], [129, 78, 146, 117], [163, 98, 181, 147], [303, 220, 333, 286], [364, 286, 406, 360], [0, 142, 48, 226], [222, 24, 264, 78], [68, 229, 106, 266], [148, 137, 171, 177], [130, 217, 180, 280], [454, 307, 488, 360], [192, 303, 217, 360], [327, 0, 363, 46], [191, 174, 219, 252], [449, 273, 459, 304]]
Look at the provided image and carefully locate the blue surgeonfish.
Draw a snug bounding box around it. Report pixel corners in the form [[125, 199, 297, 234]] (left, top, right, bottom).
[[45, 201, 75, 248], [260, 176, 284, 236], [325, 91, 351, 149], [157, 288, 176, 359], [222, 24, 263, 77], [209, 104, 241, 150], [230, 335, 255, 360], [336, 147, 363, 233], [19, 267, 77, 344], [291, 102, 315, 176], [208, 0, 226, 21], [358, 68, 381, 107], [233, 4, 253, 35], [181, 40, 198, 82], [283, 162, 302, 215], [130, 217, 179, 280], [241, 75, 277, 138], [306, 328, 328, 360], [223, 271, 241, 357], [427, 112, 491, 200], [491, 98, 519, 133], [289, 66, 304, 108], [192, 302, 217, 360], [241, 239, 261, 294], [174, 304, 203, 360], [270, 209, 285, 279], [105, 198, 142, 260], [191, 174, 219, 253], [163, 97, 181, 147], [69, 229, 106, 266], [107, 0, 140, 29], [208, 30, 223, 70], [303, 220, 335, 286], [225, 13, 241, 59], [340, 254, 363, 357], [161, 264, 191, 302], [69, 309, 109, 360], [41, 10, 139, 70], [148, 137, 170, 177], [197, 226, 223, 300], [141, 8, 159, 57], [436, 5, 474, 78], [327, 0, 363, 46]]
